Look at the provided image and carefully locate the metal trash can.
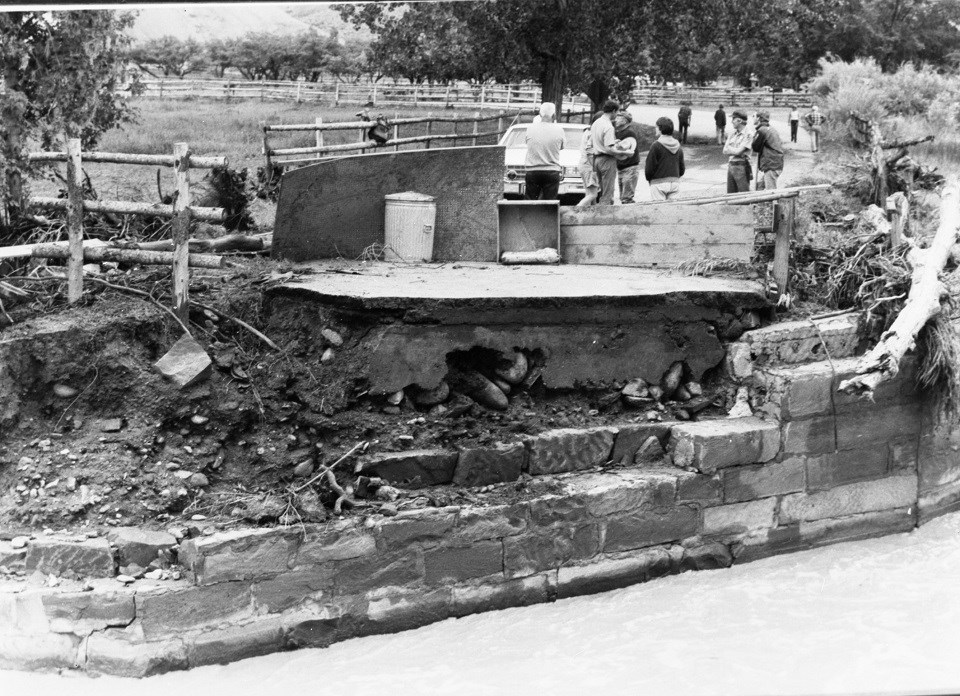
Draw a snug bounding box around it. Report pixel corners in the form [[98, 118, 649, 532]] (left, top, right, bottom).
[[383, 191, 436, 262]]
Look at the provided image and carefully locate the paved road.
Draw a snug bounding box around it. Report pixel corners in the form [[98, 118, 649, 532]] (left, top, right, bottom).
[[625, 103, 818, 200]]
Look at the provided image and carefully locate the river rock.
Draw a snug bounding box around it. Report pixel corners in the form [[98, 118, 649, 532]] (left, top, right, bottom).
[[320, 348, 335, 364], [153, 335, 212, 389], [293, 459, 314, 478], [52, 383, 78, 399], [686, 381, 703, 397], [188, 473, 209, 488], [674, 386, 692, 402], [661, 361, 685, 398], [449, 369, 508, 411], [412, 381, 450, 407], [321, 328, 344, 347], [495, 351, 528, 385], [635, 435, 667, 464], [648, 385, 664, 402], [386, 390, 405, 406]]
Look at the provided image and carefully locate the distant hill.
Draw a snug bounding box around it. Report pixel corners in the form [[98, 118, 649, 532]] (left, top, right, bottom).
[[126, 3, 367, 43]]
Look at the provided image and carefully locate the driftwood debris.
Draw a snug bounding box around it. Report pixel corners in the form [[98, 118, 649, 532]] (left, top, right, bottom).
[[839, 179, 960, 397], [128, 234, 265, 254], [30, 244, 227, 269]]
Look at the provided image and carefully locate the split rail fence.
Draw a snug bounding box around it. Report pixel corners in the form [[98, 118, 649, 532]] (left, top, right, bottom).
[[262, 107, 592, 169], [4, 140, 228, 320]]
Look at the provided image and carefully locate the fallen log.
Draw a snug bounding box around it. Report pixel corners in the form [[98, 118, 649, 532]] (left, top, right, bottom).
[[126, 234, 265, 254], [838, 179, 960, 397], [30, 244, 227, 269]]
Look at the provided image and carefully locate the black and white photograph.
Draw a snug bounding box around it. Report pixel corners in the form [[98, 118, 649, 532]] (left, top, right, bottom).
[[2, 1, 960, 694]]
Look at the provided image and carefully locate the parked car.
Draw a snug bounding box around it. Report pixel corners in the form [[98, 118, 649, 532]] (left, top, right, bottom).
[[499, 122, 589, 200]]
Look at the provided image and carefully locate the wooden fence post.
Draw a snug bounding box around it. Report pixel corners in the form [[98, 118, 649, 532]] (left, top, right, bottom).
[[261, 122, 272, 171], [65, 138, 84, 304], [172, 142, 192, 323], [335, 82, 340, 105], [480, 84, 486, 110], [260, 77, 265, 101], [372, 85, 378, 106], [497, 114, 504, 136], [315, 117, 324, 160], [425, 112, 433, 149], [393, 111, 400, 152], [444, 83, 451, 108], [472, 111, 480, 146], [295, 79, 302, 103], [772, 198, 795, 298], [413, 85, 419, 107]]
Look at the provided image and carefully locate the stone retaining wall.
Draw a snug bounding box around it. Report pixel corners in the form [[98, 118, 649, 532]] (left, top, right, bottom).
[[2, 354, 955, 677]]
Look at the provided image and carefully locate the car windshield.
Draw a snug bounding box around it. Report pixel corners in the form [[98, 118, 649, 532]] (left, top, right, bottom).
[[501, 126, 585, 149]]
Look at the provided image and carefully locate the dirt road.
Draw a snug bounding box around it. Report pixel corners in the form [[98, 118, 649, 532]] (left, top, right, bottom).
[[626, 104, 818, 200]]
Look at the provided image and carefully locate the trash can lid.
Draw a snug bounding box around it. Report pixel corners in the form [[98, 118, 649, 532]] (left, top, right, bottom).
[[384, 191, 435, 202]]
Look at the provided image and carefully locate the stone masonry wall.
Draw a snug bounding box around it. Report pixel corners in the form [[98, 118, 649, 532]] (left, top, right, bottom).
[[1, 351, 955, 677]]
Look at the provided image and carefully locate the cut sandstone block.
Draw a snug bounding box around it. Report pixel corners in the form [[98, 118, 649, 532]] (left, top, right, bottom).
[[25, 537, 115, 578], [669, 417, 780, 473], [359, 449, 458, 487], [722, 458, 805, 502], [702, 497, 778, 536], [452, 443, 525, 487], [526, 426, 617, 475], [179, 527, 300, 586], [779, 474, 917, 524]]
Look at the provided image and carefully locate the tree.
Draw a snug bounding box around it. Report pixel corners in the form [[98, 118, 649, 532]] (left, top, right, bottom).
[[127, 36, 208, 78], [1, 11, 138, 223]]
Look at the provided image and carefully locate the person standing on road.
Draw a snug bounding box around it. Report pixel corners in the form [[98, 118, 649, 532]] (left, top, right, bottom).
[[590, 99, 622, 205], [723, 109, 752, 193], [751, 110, 784, 190], [789, 104, 800, 143], [714, 104, 727, 145], [677, 104, 692, 144], [523, 102, 565, 200], [804, 105, 825, 152], [576, 114, 600, 208], [613, 110, 644, 204], [644, 117, 685, 201]]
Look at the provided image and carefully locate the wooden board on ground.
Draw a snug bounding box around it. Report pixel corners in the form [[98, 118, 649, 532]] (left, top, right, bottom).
[[560, 204, 754, 268]]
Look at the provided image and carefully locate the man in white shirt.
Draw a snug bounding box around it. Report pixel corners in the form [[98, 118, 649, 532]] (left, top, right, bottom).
[[723, 110, 752, 193], [524, 102, 565, 200], [590, 99, 622, 205]]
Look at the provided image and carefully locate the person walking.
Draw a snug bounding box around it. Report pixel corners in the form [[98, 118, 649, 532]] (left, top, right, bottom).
[[677, 104, 692, 144], [644, 117, 685, 201], [751, 110, 784, 190], [590, 99, 622, 205], [523, 102, 565, 200], [788, 104, 800, 143], [613, 110, 644, 204], [804, 105, 825, 152], [714, 104, 727, 145], [576, 115, 600, 208], [722, 109, 752, 193]]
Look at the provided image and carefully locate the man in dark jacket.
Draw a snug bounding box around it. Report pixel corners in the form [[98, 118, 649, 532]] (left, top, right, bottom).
[[751, 110, 784, 190], [714, 104, 727, 145], [644, 117, 685, 200], [677, 104, 692, 144], [613, 110, 644, 204]]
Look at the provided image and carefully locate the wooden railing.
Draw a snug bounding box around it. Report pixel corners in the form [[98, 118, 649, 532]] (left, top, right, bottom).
[[629, 85, 812, 108], [16, 141, 227, 318]]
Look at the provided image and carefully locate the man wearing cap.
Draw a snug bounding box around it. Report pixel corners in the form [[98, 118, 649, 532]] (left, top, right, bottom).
[[805, 105, 826, 152], [590, 99, 622, 205], [523, 101, 565, 200], [613, 110, 644, 204], [751, 110, 784, 190], [722, 109, 752, 193]]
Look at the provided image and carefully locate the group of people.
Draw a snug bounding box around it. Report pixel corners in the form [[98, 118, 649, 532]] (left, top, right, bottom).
[[522, 98, 827, 205]]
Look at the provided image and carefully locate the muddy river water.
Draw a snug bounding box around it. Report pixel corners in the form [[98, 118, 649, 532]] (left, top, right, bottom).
[[4, 511, 960, 695]]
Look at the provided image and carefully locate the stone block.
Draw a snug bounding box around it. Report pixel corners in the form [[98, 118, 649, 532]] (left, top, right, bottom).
[[779, 474, 917, 524], [726, 341, 753, 379], [452, 503, 527, 542], [364, 588, 451, 635], [333, 551, 423, 594], [153, 334, 212, 389], [180, 527, 299, 586], [0, 591, 50, 634], [835, 402, 922, 451], [603, 506, 699, 552], [756, 362, 836, 420], [676, 472, 722, 505], [526, 426, 617, 475], [25, 537, 115, 578], [375, 507, 458, 549], [424, 541, 503, 585], [451, 572, 555, 616], [503, 524, 600, 579], [722, 458, 805, 502], [740, 313, 861, 366], [360, 449, 458, 487], [556, 547, 673, 598], [702, 497, 777, 536], [252, 566, 335, 613], [917, 427, 960, 492], [680, 541, 734, 571], [806, 448, 888, 491], [42, 589, 135, 634], [0, 542, 25, 572], [135, 583, 253, 640], [186, 617, 284, 668], [799, 507, 915, 547], [294, 519, 376, 567], [86, 629, 187, 677], [889, 436, 919, 472], [919, 478, 960, 523], [832, 356, 919, 413], [669, 418, 780, 473], [452, 443, 525, 487], [574, 471, 678, 518], [106, 527, 177, 568], [782, 416, 836, 455], [0, 632, 79, 672], [610, 423, 672, 465], [730, 525, 805, 564], [281, 598, 366, 649]]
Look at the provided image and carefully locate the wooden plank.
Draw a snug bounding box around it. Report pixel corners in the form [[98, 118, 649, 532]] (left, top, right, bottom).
[[560, 223, 753, 248], [559, 204, 753, 228], [563, 242, 751, 267], [772, 198, 795, 296], [172, 143, 191, 322], [65, 138, 84, 304]]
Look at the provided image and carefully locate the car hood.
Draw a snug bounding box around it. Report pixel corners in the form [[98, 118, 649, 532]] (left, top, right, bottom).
[[505, 147, 581, 168]]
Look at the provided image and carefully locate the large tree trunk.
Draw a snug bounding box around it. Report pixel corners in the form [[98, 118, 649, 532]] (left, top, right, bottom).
[[1, 68, 26, 226], [539, 56, 566, 114], [839, 179, 960, 397]]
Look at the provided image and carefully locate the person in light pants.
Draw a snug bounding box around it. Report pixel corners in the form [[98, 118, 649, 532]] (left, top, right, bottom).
[[644, 117, 685, 201]]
